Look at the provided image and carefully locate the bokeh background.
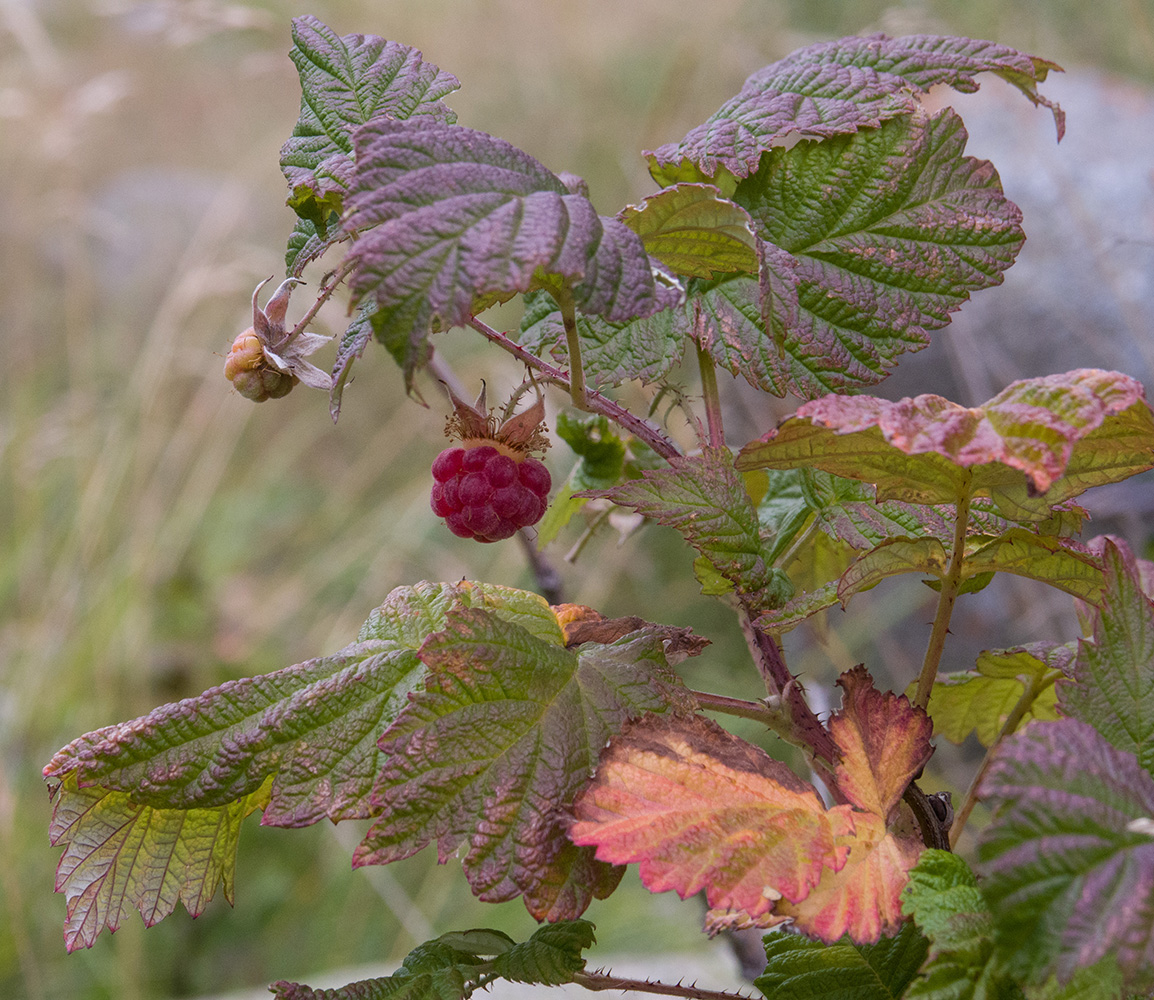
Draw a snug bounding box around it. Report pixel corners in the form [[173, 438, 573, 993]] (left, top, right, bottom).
[[3, 1, 1153, 998]]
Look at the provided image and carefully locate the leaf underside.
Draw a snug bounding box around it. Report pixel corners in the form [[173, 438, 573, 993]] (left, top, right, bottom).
[[736, 370, 1154, 513]]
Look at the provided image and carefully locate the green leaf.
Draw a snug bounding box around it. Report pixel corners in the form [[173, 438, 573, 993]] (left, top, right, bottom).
[[754, 468, 811, 565], [1058, 540, 1154, 773], [271, 922, 597, 1000], [354, 606, 697, 920], [556, 412, 627, 486], [286, 216, 335, 275], [619, 183, 759, 278], [924, 643, 1072, 746], [46, 773, 270, 952], [755, 579, 842, 634], [1024, 958, 1124, 1000], [432, 929, 515, 957], [736, 371, 1154, 513], [518, 289, 688, 389], [754, 922, 929, 1000], [837, 537, 948, 605], [42, 582, 559, 948], [534, 413, 628, 543], [281, 15, 459, 234], [901, 850, 1026, 1000], [272, 940, 485, 1000], [492, 919, 596, 984], [647, 34, 1062, 184], [961, 531, 1107, 604], [977, 719, 1154, 990], [902, 850, 991, 953], [580, 447, 777, 600], [710, 109, 1025, 399]]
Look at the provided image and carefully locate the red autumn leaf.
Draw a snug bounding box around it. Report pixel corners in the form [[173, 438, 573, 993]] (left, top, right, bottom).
[[570, 669, 932, 944]]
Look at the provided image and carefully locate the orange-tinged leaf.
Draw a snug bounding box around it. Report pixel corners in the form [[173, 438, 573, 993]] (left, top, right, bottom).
[[569, 714, 854, 916], [829, 667, 934, 821], [771, 811, 925, 944]]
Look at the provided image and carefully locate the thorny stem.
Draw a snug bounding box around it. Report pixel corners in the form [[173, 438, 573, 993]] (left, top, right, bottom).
[[572, 970, 756, 1000], [280, 257, 357, 350], [556, 285, 589, 411], [737, 598, 840, 765], [913, 474, 974, 710], [692, 689, 787, 727], [467, 316, 682, 461], [696, 345, 724, 448], [949, 669, 1055, 848]]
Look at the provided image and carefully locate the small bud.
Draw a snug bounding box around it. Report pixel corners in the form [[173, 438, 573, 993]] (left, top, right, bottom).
[[224, 277, 332, 402]]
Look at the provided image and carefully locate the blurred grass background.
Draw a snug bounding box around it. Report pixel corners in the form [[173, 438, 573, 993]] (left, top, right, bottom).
[[2, 1, 1152, 998]]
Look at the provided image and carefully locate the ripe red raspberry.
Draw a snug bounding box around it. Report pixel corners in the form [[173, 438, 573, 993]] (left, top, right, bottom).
[[430, 385, 551, 543]]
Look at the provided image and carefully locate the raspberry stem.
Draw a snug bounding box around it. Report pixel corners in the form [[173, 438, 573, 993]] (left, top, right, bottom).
[[466, 316, 682, 461], [555, 284, 588, 412]]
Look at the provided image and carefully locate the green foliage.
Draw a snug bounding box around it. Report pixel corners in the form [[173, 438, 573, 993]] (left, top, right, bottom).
[[270, 920, 596, 999], [38, 14, 1154, 1000], [755, 923, 929, 1000]]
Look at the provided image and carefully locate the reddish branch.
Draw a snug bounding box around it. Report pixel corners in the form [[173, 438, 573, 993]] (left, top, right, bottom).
[[467, 316, 682, 461]]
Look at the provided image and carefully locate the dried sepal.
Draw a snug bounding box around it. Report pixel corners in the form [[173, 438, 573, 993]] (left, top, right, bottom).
[[444, 382, 550, 457], [224, 277, 332, 402]]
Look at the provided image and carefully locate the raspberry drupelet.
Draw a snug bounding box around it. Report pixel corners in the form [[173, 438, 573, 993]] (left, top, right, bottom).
[[431, 385, 551, 542]]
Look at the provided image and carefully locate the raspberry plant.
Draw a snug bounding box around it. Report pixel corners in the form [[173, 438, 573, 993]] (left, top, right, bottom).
[[43, 16, 1154, 1000]]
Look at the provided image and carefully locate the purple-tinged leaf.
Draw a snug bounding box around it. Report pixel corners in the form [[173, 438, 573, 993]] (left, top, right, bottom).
[[705, 108, 1024, 398], [281, 16, 459, 236], [977, 719, 1154, 990], [618, 183, 759, 278], [736, 371, 1154, 515], [647, 33, 1062, 185], [47, 773, 269, 951], [355, 607, 698, 921], [924, 643, 1073, 746], [1059, 540, 1154, 773], [518, 289, 688, 389], [344, 119, 681, 388], [579, 448, 776, 600]]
